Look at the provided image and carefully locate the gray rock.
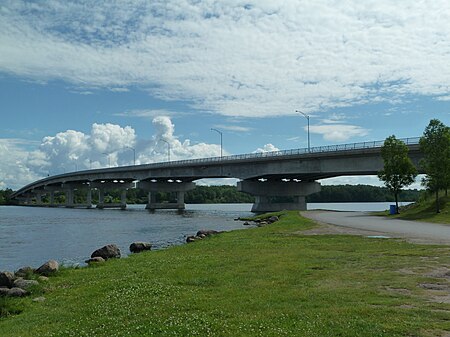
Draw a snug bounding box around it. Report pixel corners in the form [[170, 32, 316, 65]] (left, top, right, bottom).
[[33, 296, 46, 302], [0, 287, 10, 296], [267, 216, 279, 223], [186, 236, 197, 243], [129, 242, 152, 253], [0, 271, 15, 288], [196, 229, 220, 237], [85, 257, 105, 264], [35, 260, 59, 276], [243, 221, 251, 226], [91, 244, 121, 260], [13, 278, 39, 290], [7, 287, 27, 297], [15, 266, 34, 278]]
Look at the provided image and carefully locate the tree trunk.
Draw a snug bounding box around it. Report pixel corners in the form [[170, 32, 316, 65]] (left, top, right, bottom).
[[395, 192, 399, 214], [436, 189, 440, 213]]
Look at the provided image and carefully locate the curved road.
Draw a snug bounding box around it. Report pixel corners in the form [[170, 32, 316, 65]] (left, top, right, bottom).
[[302, 211, 450, 245]]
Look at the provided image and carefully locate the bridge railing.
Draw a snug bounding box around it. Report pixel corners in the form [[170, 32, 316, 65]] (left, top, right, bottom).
[[150, 137, 421, 167]]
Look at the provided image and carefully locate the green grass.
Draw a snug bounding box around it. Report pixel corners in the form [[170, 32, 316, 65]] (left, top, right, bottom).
[[0, 212, 449, 336], [380, 194, 450, 224]]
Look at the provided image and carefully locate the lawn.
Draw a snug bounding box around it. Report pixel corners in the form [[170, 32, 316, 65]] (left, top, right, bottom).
[[0, 212, 449, 336]]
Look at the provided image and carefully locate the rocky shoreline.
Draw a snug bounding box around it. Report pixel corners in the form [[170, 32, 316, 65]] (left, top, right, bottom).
[[1, 214, 280, 304]]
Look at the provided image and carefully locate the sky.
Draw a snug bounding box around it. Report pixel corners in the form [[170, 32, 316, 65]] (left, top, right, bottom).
[[1, 0, 449, 190]]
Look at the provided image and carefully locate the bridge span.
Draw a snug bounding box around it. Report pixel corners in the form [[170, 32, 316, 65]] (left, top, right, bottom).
[[11, 137, 422, 212]]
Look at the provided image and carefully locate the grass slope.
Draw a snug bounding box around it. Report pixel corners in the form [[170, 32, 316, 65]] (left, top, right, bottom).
[[0, 212, 449, 336], [393, 195, 450, 224]]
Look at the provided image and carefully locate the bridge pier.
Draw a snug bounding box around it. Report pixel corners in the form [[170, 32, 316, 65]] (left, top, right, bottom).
[[237, 180, 321, 212], [138, 181, 195, 211], [91, 181, 133, 209]]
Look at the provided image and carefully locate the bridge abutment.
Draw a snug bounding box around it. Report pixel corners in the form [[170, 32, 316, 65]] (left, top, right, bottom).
[[237, 180, 321, 212], [138, 181, 195, 211]]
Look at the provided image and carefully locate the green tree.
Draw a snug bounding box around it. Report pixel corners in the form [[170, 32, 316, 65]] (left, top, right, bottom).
[[378, 135, 417, 214], [419, 119, 450, 213]]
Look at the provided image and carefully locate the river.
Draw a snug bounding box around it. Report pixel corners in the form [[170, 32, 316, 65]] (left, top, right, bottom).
[[0, 202, 408, 271]]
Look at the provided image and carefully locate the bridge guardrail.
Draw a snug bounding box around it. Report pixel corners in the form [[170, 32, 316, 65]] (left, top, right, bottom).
[[151, 137, 421, 167]]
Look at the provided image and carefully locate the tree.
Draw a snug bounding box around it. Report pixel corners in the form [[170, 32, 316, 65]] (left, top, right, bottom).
[[378, 135, 417, 214], [419, 119, 450, 213]]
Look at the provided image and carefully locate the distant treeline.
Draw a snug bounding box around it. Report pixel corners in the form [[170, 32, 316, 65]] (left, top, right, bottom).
[[306, 184, 419, 203], [0, 184, 420, 205]]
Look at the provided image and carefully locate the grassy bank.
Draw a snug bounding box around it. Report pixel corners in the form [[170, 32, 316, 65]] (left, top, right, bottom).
[[389, 194, 449, 224], [1, 212, 449, 336]]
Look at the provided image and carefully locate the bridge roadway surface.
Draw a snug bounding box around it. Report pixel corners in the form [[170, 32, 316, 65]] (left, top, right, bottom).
[[302, 211, 450, 245]]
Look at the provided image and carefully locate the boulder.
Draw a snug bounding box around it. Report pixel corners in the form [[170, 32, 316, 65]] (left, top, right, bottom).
[[6, 287, 27, 297], [85, 257, 105, 264], [186, 236, 197, 243], [129, 242, 152, 253], [13, 278, 39, 290], [35, 260, 59, 276], [196, 229, 220, 237], [91, 244, 121, 260], [0, 271, 15, 288], [267, 216, 279, 223], [0, 287, 10, 296], [243, 221, 251, 226], [15, 266, 34, 278]]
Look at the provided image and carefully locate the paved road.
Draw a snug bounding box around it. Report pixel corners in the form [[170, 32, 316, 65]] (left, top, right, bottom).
[[302, 211, 450, 245]]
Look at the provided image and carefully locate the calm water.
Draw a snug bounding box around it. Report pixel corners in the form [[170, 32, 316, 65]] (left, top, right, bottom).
[[0, 202, 406, 271]]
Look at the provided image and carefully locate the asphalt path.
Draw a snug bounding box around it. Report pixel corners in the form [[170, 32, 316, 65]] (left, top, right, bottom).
[[302, 211, 450, 245]]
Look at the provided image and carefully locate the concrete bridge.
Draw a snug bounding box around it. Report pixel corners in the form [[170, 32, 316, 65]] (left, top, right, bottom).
[[11, 137, 423, 212]]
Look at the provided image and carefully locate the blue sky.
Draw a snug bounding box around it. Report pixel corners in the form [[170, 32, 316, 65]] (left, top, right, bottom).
[[1, 1, 449, 190]]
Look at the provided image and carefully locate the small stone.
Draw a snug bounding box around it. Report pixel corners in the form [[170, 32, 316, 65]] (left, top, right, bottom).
[[15, 266, 34, 278], [85, 257, 105, 264], [91, 244, 121, 260], [13, 278, 39, 290], [6, 287, 27, 297], [0, 271, 15, 288], [38, 276, 49, 282], [129, 242, 152, 253], [32, 296, 46, 302], [243, 221, 251, 226], [35, 260, 59, 276], [199, 234, 207, 238]]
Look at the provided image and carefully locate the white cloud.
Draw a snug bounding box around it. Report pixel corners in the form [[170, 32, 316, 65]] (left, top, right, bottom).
[[1, 1, 449, 118], [253, 143, 279, 153], [114, 109, 183, 118], [0, 139, 42, 190], [309, 124, 370, 142], [212, 125, 252, 132], [0, 116, 224, 189]]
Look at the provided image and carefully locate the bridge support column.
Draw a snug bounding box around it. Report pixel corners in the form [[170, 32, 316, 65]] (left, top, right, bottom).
[[91, 181, 133, 209], [49, 191, 55, 206], [86, 188, 92, 208], [237, 180, 321, 212], [65, 189, 74, 208], [138, 181, 195, 211]]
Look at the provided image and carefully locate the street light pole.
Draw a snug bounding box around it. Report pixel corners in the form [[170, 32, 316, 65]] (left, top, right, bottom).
[[296, 110, 310, 152], [160, 139, 170, 162], [126, 146, 136, 165], [210, 128, 223, 158], [102, 152, 111, 167]]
